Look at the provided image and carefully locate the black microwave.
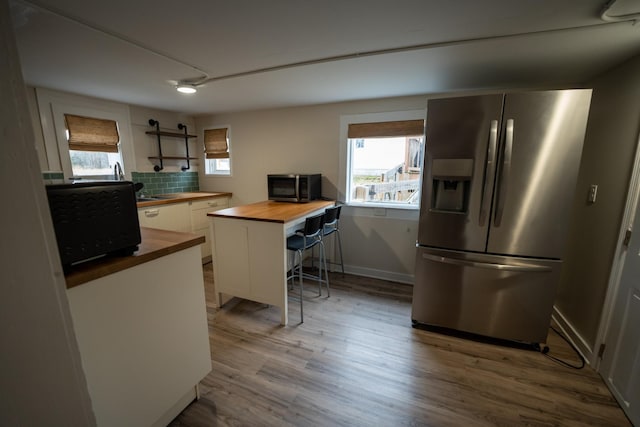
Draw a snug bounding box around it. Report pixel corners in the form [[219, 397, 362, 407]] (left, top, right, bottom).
[[45, 181, 141, 268], [267, 174, 321, 202]]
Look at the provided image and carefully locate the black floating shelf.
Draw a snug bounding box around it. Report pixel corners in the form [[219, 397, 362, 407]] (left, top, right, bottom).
[[146, 119, 197, 171], [148, 156, 198, 160]]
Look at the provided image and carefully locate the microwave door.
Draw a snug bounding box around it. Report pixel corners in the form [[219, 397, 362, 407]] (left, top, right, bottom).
[[268, 174, 321, 202], [269, 176, 296, 201]]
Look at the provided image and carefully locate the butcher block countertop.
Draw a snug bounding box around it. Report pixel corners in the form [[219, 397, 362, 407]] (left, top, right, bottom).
[[208, 199, 335, 223], [64, 227, 205, 289], [136, 191, 232, 207]]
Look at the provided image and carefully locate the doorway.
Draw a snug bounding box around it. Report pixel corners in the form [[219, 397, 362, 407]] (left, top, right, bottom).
[[596, 131, 640, 426]]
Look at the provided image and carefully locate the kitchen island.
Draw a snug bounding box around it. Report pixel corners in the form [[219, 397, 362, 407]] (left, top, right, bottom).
[[65, 227, 211, 427], [208, 199, 335, 325]]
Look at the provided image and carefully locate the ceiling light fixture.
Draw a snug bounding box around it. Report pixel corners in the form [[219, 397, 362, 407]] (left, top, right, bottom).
[[600, 0, 640, 23], [176, 84, 197, 94]]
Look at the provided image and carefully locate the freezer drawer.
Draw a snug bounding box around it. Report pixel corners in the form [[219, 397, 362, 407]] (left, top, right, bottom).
[[412, 247, 562, 344]]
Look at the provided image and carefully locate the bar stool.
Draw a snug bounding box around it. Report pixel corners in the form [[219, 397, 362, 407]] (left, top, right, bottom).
[[322, 205, 344, 275], [286, 212, 329, 323]]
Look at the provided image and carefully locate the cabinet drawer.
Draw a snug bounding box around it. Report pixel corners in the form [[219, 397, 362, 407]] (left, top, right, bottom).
[[138, 203, 191, 232], [190, 197, 229, 211], [190, 197, 229, 230]]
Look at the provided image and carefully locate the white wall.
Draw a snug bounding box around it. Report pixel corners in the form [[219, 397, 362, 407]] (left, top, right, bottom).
[[556, 54, 640, 351], [195, 96, 429, 283], [128, 104, 197, 174], [0, 0, 95, 423]]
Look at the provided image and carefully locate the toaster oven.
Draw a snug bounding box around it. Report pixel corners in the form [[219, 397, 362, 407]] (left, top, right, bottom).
[[45, 181, 141, 268]]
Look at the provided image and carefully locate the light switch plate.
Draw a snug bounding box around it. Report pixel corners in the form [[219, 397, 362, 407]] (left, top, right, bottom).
[[588, 184, 598, 204]]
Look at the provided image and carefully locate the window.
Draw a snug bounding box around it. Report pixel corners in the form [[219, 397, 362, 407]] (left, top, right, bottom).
[[39, 89, 135, 181], [68, 150, 123, 177], [346, 118, 425, 207], [206, 158, 231, 175], [64, 114, 123, 178], [204, 127, 231, 176]]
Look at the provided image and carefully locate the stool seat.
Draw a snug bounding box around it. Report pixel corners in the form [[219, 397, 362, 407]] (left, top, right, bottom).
[[321, 205, 344, 275], [286, 212, 329, 323], [286, 234, 314, 252]]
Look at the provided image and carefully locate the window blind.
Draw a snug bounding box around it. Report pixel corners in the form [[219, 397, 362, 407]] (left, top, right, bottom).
[[64, 114, 120, 153], [347, 119, 424, 139], [204, 128, 229, 159]]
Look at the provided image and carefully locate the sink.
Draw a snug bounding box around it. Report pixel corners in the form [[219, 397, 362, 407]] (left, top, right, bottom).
[[136, 195, 175, 202]]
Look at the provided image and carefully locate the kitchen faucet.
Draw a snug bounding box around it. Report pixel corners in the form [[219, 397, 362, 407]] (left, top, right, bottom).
[[114, 162, 124, 181]]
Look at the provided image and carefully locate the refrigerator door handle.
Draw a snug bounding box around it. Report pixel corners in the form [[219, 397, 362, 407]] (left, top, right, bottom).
[[421, 252, 552, 272], [479, 120, 498, 226], [495, 118, 514, 227]]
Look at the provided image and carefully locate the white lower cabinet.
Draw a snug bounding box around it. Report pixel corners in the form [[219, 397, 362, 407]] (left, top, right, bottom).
[[137, 202, 191, 232], [66, 245, 210, 427], [190, 197, 229, 260], [137, 196, 230, 261]]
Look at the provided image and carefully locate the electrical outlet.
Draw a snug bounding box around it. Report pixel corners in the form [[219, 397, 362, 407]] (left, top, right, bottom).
[[373, 208, 387, 217], [588, 184, 598, 204]]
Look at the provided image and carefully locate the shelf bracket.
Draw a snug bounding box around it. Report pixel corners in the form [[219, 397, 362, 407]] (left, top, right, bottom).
[[146, 119, 196, 172], [148, 119, 164, 172], [178, 123, 191, 171]]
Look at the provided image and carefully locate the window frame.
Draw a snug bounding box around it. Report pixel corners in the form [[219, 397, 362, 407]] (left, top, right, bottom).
[[203, 125, 232, 176], [339, 110, 426, 210], [36, 88, 135, 181], [53, 104, 132, 180], [205, 157, 232, 176]]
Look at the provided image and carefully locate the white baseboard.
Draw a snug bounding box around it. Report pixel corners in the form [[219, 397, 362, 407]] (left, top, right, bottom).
[[340, 264, 414, 285], [551, 306, 594, 365]]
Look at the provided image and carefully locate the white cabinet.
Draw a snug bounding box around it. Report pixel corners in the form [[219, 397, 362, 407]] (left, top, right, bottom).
[[138, 196, 230, 262], [190, 197, 229, 260], [66, 245, 211, 427], [137, 202, 191, 232]]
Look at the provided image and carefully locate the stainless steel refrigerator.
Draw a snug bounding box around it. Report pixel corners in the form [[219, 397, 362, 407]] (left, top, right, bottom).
[[412, 89, 592, 344]]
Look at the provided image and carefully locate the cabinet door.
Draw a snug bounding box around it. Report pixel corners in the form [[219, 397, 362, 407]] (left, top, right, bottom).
[[137, 203, 191, 232], [190, 197, 230, 259]]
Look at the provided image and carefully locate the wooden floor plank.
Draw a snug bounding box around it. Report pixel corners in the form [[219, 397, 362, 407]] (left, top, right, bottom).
[[170, 265, 631, 427]]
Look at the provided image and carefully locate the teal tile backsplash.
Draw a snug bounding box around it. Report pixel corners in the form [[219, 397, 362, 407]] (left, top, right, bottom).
[[41, 171, 199, 195], [42, 172, 65, 185], [42, 172, 64, 180], [131, 171, 199, 195]]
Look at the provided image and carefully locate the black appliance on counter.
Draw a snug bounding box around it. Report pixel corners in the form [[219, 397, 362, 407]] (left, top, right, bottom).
[[267, 174, 321, 202], [45, 181, 141, 268]]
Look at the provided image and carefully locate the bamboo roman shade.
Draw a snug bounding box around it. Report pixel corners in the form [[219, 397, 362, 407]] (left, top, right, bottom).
[[204, 128, 229, 159], [347, 119, 424, 139], [64, 114, 120, 152]]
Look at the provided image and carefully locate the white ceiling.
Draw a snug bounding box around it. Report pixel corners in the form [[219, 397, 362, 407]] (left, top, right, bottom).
[[9, 0, 640, 115]]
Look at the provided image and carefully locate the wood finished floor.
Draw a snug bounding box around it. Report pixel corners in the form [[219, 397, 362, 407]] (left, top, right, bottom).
[[170, 263, 630, 427]]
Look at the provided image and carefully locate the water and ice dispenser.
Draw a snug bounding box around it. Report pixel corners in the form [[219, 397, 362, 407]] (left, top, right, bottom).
[[430, 159, 473, 213]]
